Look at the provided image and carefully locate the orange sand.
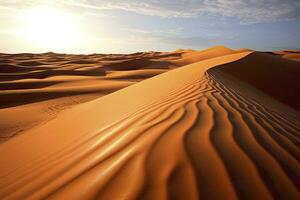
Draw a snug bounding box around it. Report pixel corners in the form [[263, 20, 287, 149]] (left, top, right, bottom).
[[0, 47, 300, 199]]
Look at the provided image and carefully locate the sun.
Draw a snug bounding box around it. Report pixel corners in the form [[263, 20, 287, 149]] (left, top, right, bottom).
[[20, 6, 82, 52]]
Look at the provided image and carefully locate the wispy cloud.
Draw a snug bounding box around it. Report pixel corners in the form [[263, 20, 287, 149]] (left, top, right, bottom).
[[1, 0, 299, 24], [123, 27, 184, 36], [59, 0, 300, 24], [118, 27, 235, 49]]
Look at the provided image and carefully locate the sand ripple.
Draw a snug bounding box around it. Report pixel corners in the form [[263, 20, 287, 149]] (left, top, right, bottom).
[[0, 50, 300, 199]]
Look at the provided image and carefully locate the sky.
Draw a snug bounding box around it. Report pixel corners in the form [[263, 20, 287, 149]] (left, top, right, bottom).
[[0, 0, 300, 53]]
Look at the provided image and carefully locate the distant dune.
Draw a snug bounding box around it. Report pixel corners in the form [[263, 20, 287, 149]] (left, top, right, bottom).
[[0, 46, 300, 199]]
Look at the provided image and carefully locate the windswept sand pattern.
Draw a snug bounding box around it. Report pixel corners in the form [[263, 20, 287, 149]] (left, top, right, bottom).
[[0, 46, 249, 142], [1, 50, 300, 199], [0, 50, 183, 141]]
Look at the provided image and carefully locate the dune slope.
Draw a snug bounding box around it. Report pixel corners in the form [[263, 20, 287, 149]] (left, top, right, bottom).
[[0, 47, 245, 142], [1, 50, 300, 200], [0, 51, 181, 141], [211, 52, 300, 111]]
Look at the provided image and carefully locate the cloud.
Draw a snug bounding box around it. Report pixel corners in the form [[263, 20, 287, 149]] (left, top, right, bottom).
[[203, 0, 300, 24], [123, 27, 184, 36], [1, 0, 300, 24], [105, 34, 215, 49], [118, 27, 233, 49], [60, 0, 300, 24]]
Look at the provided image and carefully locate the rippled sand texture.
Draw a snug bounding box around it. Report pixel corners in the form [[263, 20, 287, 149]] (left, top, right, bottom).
[[0, 50, 187, 141], [1, 47, 300, 199]]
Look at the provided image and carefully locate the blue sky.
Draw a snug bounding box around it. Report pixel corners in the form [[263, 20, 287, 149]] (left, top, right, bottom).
[[0, 0, 300, 53]]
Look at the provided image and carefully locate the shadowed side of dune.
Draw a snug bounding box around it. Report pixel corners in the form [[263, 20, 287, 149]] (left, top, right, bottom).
[[1, 51, 300, 199], [0, 80, 62, 90], [0, 82, 132, 109], [0, 68, 106, 82], [209, 52, 300, 111], [283, 54, 300, 61], [0, 48, 249, 141], [102, 58, 174, 71], [0, 51, 187, 141]]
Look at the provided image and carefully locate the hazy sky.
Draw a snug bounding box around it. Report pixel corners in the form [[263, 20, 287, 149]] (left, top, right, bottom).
[[1, 0, 300, 53]]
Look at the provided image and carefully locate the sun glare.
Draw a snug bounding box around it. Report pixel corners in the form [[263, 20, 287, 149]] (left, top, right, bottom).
[[20, 6, 82, 52]]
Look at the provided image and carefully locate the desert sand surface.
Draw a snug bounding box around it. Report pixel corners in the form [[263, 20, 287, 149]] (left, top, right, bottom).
[[1, 46, 300, 199]]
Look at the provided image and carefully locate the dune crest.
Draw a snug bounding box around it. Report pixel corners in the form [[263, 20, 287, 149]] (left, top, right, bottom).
[[0, 47, 249, 141], [1, 47, 300, 199]]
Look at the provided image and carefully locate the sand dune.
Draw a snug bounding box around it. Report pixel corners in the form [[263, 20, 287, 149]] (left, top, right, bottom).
[[172, 46, 238, 66], [0, 47, 300, 199], [271, 50, 300, 61], [0, 47, 243, 141], [283, 53, 300, 61], [211, 52, 300, 111], [0, 51, 183, 141]]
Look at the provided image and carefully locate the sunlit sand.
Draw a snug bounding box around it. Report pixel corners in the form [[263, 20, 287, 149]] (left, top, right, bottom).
[[1, 46, 300, 199]]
